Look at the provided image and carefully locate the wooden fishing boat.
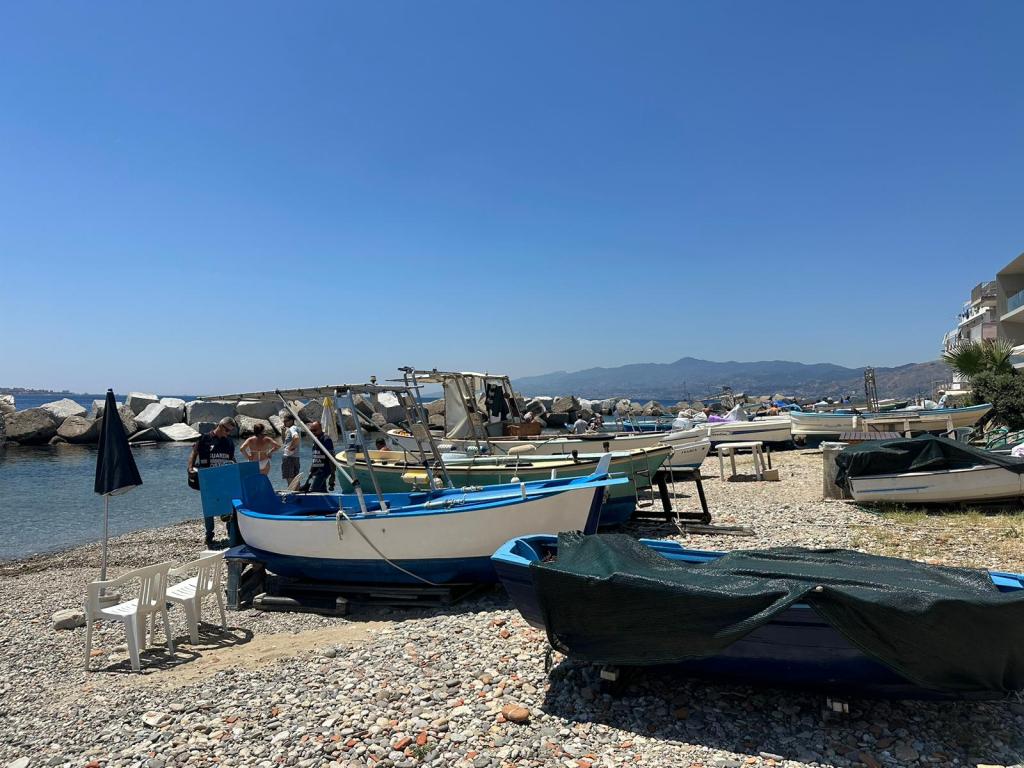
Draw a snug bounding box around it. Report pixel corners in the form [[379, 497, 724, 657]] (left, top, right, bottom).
[[790, 403, 991, 442], [702, 415, 792, 445], [335, 445, 675, 525], [836, 434, 1024, 505], [233, 471, 626, 585], [848, 464, 1024, 504], [492, 534, 1024, 699]]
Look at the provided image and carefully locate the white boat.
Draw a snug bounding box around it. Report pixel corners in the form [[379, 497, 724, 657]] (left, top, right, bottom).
[[234, 469, 625, 584], [790, 403, 992, 441], [849, 464, 1023, 504], [702, 415, 792, 445], [665, 437, 712, 469]]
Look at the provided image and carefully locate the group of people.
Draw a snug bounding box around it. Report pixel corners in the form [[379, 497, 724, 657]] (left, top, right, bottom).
[[186, 413, 338, 548]]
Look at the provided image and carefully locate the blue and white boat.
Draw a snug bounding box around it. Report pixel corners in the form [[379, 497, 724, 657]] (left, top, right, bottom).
[[492, 534, 1024, 699], [233, 470, 626, 585]]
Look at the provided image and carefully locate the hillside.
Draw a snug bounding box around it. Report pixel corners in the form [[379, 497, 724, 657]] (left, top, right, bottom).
[[512, 357, 950, 401]]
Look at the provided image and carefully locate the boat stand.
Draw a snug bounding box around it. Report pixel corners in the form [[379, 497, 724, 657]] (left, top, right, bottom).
[[644, 468, 712, 525], [253, 575, 487, 616]]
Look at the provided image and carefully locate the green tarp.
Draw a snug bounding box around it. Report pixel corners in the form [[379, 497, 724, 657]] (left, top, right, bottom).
[[532, 532, 1024, 694]]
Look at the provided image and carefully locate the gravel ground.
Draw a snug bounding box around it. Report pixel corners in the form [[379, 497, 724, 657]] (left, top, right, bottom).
[[1, 450, 1022, 768]]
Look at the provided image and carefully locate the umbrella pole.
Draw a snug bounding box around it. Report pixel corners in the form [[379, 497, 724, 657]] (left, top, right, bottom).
[[101, 494, 109, 592]]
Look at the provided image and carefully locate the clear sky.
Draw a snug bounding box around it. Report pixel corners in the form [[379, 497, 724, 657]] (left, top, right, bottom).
[[2, 2, 1022, 394]]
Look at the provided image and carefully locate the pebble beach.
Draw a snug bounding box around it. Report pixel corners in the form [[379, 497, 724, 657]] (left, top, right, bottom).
[[2, 451, 1023, 768]]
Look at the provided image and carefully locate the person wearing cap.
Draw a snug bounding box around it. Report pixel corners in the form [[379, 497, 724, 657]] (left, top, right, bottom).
[[280, 412, 302, 485], [188, 417, 237, 548]]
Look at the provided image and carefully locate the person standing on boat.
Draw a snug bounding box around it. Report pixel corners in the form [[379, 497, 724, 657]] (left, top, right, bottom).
[[187, 417, 237, 548], [302, 420, 335, 493], [280, 413, 301, 486], [571, 415, 589, 434]]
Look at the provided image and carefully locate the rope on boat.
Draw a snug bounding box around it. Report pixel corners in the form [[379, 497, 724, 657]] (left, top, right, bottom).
[[276, 393, 440, 587]]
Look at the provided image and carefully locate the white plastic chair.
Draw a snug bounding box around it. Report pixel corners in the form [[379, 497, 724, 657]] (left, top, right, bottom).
[[167, 551, 227, 644], [85, 561, 176, 672]]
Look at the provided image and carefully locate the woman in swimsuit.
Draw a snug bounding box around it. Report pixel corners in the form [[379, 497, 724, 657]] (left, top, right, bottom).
[[240, 422, 282, 476]]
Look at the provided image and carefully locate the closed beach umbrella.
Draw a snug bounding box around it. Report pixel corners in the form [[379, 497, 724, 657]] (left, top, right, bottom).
[[94, 389, 142, 582], [321, 396, 340, 444]]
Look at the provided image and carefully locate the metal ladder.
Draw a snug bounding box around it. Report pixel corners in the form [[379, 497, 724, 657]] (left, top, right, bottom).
[[398, 369, 452, 488]]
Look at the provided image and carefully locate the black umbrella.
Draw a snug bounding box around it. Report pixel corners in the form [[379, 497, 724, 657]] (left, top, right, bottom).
[[94, 389, 142, 582]]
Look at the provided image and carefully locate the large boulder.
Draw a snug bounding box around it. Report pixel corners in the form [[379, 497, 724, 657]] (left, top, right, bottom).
[[185, 400, 236, 425], [0, 394, 15, 415], [545, 413, 570, 428], [90, 398, 123, 419], [135, 403, 179, 431], [125, 392, 159, 415], [191, 421, 215, 436], [298, 400, 323, 424], [428, 414, 446, 428], [159, 397, 187, 422], [426, 398, 446, 416], [158, 423, 201, 442], [269, 414, 285, 436], [128, 428, 159, 443], [117, 405, 138, 436], [551, 395, 579, 415], [598, 398, 617, 415], [236, 415, 275, 438], [236, 400, 279, 420], [5, 408, 60, 445], [57, 415, 102, 444], [40, 398, 87, 422], [641, 400, 664, 417], [524, 397, 549, 416], [375, 392, 404, 424]]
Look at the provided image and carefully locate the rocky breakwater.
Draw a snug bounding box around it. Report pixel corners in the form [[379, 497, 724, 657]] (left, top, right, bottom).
[[0, 391, 401, 449]]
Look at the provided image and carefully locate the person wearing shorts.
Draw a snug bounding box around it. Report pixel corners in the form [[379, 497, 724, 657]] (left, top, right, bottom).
[[281, 413, 301, 484]]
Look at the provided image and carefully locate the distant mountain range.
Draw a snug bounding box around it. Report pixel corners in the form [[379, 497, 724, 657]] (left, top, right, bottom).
[[512, 357, 951, 401]]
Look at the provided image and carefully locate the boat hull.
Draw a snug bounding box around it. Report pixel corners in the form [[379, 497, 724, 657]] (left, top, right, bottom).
[[665, 438, 711, 469], [491, 535, 1024, 699], [386, 426, 705, 456], [849, 464, 1024, 504], [237, 483, 607, 585], [790, 404, 992, 441], [337, 447, 673, 525], [703, 416, 792, 445]]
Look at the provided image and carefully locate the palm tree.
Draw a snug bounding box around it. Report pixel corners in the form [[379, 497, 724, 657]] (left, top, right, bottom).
[[942, 338, 1016, 379]]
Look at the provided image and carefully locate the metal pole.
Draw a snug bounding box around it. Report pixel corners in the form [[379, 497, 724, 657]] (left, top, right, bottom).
[[101, 494, 109, 585], [344, 389, 388, 510]]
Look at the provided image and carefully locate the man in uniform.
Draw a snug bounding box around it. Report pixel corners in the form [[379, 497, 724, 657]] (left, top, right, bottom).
[[188, 417, 237, 548], [302, 420, 335, 493]]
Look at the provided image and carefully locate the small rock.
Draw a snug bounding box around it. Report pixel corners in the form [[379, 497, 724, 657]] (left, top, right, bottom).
[[893, 744, 919, 762], [7, 758, 30, 768], [323, 647, 337, 658], [51, 608, 85, 630], [141, 711, 171, 728], [500, 704, 530, 724], [673, 706, 689, 720]]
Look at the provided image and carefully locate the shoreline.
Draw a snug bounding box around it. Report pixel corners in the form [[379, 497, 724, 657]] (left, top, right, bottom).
[[1, 452, 1022, 768]]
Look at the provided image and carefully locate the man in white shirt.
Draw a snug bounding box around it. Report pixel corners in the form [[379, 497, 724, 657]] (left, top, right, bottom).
[[281, 413, 301, 484]]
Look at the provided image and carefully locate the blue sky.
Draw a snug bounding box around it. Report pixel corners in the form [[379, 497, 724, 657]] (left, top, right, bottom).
[[2, 2, 1022, 394]]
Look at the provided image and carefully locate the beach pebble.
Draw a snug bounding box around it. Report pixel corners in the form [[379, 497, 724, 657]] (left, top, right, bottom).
[[50, 608, 85, 630]]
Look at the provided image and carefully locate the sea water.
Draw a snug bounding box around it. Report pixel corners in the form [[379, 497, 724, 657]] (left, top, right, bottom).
[[0, 416, 318, 562]]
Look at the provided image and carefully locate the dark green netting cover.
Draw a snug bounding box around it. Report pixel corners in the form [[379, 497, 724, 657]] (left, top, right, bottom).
[[834, 434, 1024, 488], [531, 532, 1024, 693]]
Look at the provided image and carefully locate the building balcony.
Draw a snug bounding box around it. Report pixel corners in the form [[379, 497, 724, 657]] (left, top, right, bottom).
[[1003, 288, 1024, 322], [970, 280, 998, 304]]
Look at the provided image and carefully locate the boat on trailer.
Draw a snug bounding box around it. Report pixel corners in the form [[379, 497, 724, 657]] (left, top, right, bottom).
[[492, 533, 1024, 699]]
